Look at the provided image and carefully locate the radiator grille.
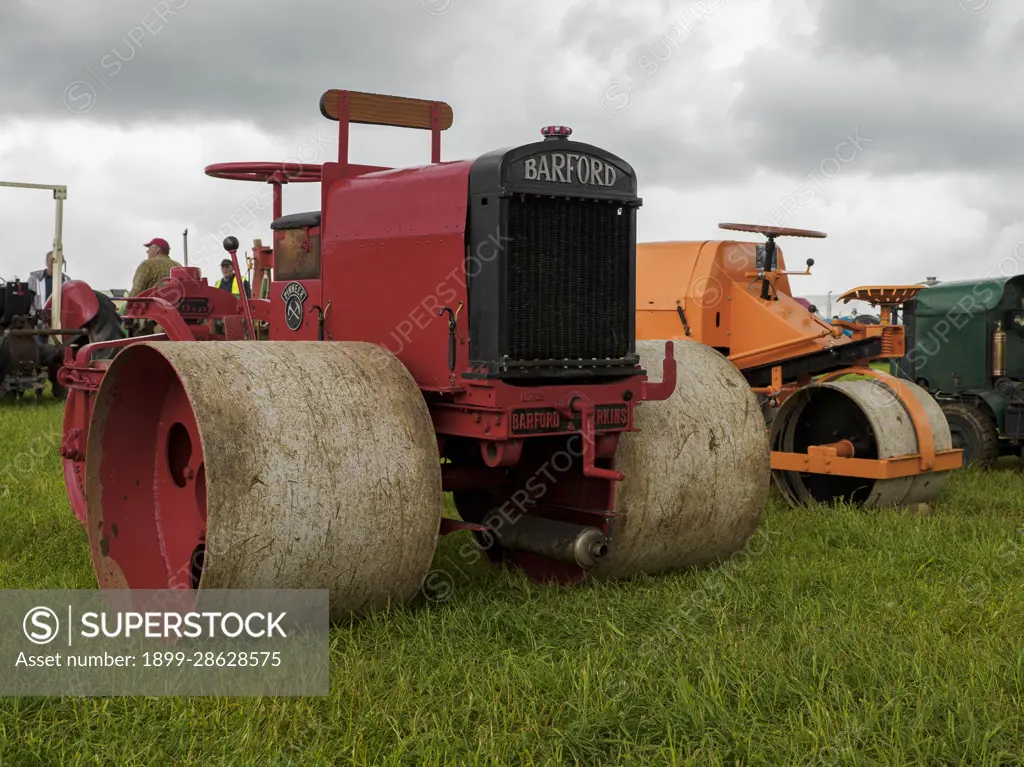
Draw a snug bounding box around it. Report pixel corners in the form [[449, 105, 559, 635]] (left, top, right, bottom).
[[505, 196, 631, 363], [223, 316, 251, 340]]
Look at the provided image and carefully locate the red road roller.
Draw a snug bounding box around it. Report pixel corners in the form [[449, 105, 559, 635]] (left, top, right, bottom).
[[56, 90, 771, 619]]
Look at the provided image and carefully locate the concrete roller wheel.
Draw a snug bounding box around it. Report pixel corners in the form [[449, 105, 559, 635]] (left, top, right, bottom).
[[84, 341, 442, 620], [591, 339, 771, 580], [770, 377, 952, 508]]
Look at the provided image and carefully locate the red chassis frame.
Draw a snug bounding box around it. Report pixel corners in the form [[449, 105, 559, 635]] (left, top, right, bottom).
[[56, 90, 679, 584], [57, 274, 677, 584]]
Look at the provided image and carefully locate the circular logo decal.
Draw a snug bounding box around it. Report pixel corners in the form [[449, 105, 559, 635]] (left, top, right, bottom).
[[281, 282, 308, 332]]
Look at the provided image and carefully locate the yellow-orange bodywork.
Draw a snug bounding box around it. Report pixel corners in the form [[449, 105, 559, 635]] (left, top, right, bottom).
[[635, 238, 960, 491], [635, 240, 904, 374]]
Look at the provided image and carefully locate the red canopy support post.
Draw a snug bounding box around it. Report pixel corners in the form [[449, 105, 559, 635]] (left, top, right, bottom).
[[272, 181, 283, 222], [337, 91, 351, 175], [430, 102, 442, 163]]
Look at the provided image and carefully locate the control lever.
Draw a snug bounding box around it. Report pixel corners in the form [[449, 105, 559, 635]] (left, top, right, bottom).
[[308, 300, 330, 341], [439, 301, 464, 373], [675, 305, 691, 336]]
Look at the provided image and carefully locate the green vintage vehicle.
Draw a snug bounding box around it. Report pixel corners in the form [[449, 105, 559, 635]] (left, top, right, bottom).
[[891, 275, 1024, 466]]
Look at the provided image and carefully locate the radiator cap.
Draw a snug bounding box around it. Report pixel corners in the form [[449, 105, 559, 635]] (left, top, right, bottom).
[[541, 125, 572, 140]]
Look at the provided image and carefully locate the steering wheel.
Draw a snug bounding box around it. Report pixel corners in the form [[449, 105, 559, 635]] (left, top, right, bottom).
[[204, 162, 322, 183], [718, 222, 827, 239]]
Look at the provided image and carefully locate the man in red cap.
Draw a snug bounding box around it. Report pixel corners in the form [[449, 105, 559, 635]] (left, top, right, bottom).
[[124, 238, 181, 335], [129, 237, 181, 299]]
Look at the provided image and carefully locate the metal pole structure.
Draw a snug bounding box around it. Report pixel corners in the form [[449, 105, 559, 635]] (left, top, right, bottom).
[[0, 180, 67, 343], [183, 228, 189, 266], [52, 188, 66, 344]]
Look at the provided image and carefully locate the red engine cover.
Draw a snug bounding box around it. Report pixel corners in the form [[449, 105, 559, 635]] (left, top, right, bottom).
[[45, 280, 99, 329], [320, 160, 474, 389]]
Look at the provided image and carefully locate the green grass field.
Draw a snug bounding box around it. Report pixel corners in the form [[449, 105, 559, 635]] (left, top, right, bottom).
[[1, 394, 1023, 765]]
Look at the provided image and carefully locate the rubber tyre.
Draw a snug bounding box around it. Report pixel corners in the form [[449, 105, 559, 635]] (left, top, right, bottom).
[[48, 370, 67, 401], [940, 400, 998, 468]]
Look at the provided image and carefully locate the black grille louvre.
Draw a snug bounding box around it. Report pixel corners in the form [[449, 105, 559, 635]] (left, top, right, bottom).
[[505, 196, 631, 362]]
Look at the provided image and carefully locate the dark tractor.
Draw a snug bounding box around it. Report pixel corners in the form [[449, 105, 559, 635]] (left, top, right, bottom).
[[0, 280, 61, 398], [0, 280, 126, 400]]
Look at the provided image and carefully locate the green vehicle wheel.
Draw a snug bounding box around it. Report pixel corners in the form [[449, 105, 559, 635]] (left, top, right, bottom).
[[940, 401, 999, 468]]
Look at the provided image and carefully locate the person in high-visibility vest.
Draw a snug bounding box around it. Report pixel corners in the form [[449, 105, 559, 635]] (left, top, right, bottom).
[[218, 258, 251, 298]]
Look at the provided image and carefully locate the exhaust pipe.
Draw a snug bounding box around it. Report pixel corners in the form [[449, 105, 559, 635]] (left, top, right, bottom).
[[993, 320, 1006, 377], [487, 514, 608, 568]]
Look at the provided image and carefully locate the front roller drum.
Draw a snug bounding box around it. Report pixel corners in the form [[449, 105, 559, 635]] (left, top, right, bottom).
[[770, 377, 953, 508], [591, 339, 771, 580], [84, 341, 442, 620]]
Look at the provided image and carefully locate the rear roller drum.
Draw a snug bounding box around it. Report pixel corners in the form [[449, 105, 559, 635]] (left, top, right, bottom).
[[591, 340, 771, 580], [84, 341, 442, 620], [770, 377, 952, 508]]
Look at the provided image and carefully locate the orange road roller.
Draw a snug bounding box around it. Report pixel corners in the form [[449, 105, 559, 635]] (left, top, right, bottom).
[[636, 223, 961, 509]]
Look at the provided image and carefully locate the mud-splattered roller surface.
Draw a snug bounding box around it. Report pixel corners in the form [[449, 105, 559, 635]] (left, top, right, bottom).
[[84, 341, 442, 620], [592, 339, 771, 580]]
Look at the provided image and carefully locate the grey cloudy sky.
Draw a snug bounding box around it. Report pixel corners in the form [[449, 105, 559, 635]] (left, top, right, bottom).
[[1, 0, 1021, 298]]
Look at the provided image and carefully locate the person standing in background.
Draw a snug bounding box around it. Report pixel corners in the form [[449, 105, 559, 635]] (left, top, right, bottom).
[[27, 251, 69, 312], [124, 237, 181, 336], [128, 238, 180, 298], [217, 258, 251, 298]]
